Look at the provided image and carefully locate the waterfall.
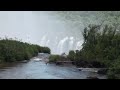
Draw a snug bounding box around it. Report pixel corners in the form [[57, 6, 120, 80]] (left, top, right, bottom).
[[69, 37, 74, 51], [46, 40, 50, 46], [0, 11, 116, 55], [40, 35, 47, 46], [39, 35, 84, 55], [57, 37, 69, 54], [38, 35, 83, 55], [75, 40, 83, 50]]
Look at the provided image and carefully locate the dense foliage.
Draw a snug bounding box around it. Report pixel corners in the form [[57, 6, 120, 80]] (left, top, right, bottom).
[[0, 38, 50, 63], [39, 47, 51, 54], [49, 54, 67, 63], [67, 24, 120, 79], [49, 55, 61, 63]]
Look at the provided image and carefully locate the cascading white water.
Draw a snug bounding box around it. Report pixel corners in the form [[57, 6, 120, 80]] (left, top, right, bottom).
[[1, 11, 112, 55], [69, 37, 74, 50], [75, 40, 84, 50], [46, 40, 50, 46], [39, 35, 84, 55], [57, 37, 69, 54]]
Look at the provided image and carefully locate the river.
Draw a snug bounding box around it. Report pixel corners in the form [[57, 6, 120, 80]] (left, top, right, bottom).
[[0, 54, 107, 79]]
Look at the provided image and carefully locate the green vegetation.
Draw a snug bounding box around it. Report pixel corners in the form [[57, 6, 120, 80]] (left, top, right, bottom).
[[107, 60, 120, 79], [67, 23, 120, 79], [39, 47, 51, 54], [49, 54, 67, 63], [67, 50, 76, 61], [49, 55, 61, 63], [0, 38, 50, 63]]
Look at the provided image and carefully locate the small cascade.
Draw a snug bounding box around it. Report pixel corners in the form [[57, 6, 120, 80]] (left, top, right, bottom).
[[38, 34, 83, 55], [57, 37, 69, 54], [69, 37, 74, 51], [75, 40, 83, 50]]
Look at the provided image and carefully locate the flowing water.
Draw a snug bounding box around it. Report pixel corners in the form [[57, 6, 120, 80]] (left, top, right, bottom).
[[0, 54, 107, 79], [0, 11, 115, 79]]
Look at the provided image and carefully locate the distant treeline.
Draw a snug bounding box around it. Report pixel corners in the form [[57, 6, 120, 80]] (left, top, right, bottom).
[[0, 38, 50, 63]]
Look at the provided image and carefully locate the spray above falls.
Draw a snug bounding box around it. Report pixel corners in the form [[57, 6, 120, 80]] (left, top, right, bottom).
[[0, 11, 117, 55]]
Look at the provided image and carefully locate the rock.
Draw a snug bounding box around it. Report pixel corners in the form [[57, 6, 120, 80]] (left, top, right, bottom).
[[87, 76, 99, 79], [21, 60, 28, 63], [78, 68, 82, 71], [55, 62, 62, 65], [97, 68, 108, 75]]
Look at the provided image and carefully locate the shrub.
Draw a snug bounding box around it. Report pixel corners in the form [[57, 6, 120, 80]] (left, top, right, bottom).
[[49, 55, 60, 63], [67, 50, 75, 61], [107, 60, 120, 79]]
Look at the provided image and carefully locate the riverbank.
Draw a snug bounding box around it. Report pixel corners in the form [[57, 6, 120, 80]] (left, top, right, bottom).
[[48, 54, 108, 79], [0, 53, 108, 79], [49, 61, 107, 77], [0, 55, 107, 79], [0, 38, 50, 64], [0, 60, 29, 69]]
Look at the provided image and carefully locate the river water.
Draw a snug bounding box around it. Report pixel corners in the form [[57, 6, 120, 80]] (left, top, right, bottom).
[[0, 54, 107, 79]]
